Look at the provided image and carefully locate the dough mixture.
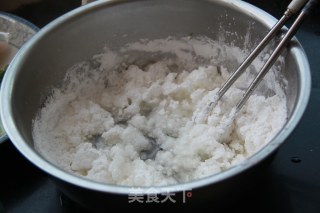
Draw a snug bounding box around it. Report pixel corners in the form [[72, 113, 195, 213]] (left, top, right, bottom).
[[33, 37, 287, 186]]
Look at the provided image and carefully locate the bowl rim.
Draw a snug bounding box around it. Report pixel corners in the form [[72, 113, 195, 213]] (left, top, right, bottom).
[[0, 0, 311, 194], [0, 11, 39, 33]]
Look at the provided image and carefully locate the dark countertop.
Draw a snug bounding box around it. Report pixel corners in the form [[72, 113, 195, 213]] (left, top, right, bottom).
[[0, 0, 320, 212]]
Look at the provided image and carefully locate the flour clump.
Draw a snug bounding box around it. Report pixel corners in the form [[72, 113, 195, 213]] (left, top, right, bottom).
[[33, 37, 287, 186]]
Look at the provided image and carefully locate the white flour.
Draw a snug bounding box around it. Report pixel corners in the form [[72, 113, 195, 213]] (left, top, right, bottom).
[[33, 37, 287, 186]]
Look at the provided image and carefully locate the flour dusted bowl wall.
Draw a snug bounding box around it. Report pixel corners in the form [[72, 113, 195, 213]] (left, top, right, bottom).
[[0, 0, 310, 210]]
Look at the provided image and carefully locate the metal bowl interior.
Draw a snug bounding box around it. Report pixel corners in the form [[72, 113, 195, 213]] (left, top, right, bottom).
[[0, 0, 310, 197]]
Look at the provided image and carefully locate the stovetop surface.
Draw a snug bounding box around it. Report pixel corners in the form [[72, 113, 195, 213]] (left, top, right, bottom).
[[0, 0, 319, 212]]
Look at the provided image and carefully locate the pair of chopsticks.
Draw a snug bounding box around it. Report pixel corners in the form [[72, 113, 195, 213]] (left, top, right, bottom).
[[196, 0, 319, 124]]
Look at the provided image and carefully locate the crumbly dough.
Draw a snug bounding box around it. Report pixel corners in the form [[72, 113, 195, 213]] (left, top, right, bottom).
[[33, 37, 287, 186]]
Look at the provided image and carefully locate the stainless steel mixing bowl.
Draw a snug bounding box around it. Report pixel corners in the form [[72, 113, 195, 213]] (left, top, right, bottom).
[[0, 12, 39, 144], [0, 0, 311, 210]]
